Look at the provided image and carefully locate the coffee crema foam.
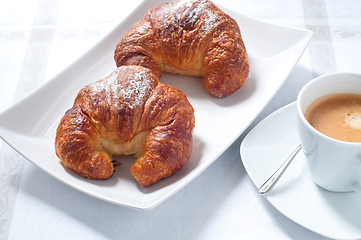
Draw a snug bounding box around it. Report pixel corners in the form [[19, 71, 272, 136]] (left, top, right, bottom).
[[305, 93, 361, 142]]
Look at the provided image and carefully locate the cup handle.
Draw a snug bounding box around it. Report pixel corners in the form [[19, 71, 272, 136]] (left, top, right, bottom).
[[353, 154, 361, 192], [352, 181, 361, 192]]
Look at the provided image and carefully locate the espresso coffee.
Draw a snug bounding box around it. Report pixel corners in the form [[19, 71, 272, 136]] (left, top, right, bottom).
[[305, 93, 361, 142]]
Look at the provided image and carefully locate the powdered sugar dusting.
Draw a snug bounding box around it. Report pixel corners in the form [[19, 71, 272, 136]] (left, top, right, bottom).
[[119, 71, 152, 109], [73, 110, 85, 126], [89, 69, 152, 110], [158, 0, 219, 32], [201, 9, 218, 31]]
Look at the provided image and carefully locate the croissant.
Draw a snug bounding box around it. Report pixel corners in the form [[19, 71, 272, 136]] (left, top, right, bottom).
[[55, 66, 195, 187], [114, 0, 249, 98]]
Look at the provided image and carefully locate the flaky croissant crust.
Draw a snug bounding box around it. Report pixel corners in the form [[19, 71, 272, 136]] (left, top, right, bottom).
[[55, 66, 195, 187], [114, 0, 249, 98]]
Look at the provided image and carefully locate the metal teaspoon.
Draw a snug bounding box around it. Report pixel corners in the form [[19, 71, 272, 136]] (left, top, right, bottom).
[[258, 144, 302, 194]]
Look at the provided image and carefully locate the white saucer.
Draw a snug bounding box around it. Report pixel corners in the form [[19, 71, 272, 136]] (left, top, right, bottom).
[[240, 102, 361, 239]]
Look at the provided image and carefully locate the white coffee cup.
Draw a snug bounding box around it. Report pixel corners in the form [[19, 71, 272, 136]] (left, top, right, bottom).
[[297, 72, 361, 192]]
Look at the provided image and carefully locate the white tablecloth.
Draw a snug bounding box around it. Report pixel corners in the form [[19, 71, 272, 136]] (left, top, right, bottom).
[[1, 0, 360, 239]]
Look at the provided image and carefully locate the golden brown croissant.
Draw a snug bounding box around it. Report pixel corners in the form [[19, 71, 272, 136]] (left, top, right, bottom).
[[114, 0, 249, 98], [55, 66, 195, 187]]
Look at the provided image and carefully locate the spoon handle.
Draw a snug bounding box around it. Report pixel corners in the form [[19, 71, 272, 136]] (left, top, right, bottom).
[[258, 144, 302, 194]]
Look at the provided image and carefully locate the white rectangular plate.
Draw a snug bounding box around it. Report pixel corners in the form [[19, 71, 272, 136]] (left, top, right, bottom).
[[0, 0, 312, 209]]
